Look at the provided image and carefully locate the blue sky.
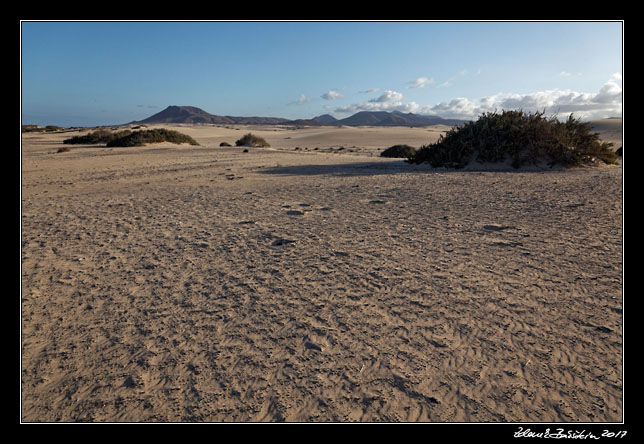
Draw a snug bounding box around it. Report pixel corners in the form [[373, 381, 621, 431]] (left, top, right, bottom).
[[21, 21, 623, 127]]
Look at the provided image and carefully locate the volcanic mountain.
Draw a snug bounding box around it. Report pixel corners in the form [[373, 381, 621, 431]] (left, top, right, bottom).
[[336, 111, 465, 127], [133, 106, 291, 125], [133, 106, 467, 127]]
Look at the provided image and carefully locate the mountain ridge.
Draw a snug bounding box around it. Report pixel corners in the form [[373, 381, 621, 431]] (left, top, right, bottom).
[[132, 105, 467, 127]]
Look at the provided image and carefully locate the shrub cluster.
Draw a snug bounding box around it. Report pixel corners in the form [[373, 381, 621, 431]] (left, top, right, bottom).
[[22, 125, 44, 133], [45, 125, 66, 132], [408, 110, 617, 169], [64, 129, 132, 145], [380, 144, 417, 159], [63, 128, 199, 147], [23, 125, 65, 133], [235, 133, 270, 147], [106, 129, 199, 147]]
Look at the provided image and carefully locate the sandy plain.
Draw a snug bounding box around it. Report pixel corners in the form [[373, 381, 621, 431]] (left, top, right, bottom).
[[21, 122, 623, 422]]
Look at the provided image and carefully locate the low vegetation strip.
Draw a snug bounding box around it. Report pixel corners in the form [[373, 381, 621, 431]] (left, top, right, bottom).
[[408, 110, 617, 169], [22, 125, 67, 133], [63, 128, 199, 147], [63, 129, 132, 145], [106, 129, 199, 147]]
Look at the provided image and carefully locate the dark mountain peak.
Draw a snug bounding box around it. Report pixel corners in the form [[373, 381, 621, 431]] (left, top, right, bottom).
[[312, 114, 338, 125], [136, 105, 228, 124]]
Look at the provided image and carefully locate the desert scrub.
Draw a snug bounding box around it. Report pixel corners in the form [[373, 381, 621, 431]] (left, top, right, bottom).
[[106, 129, 199, 147], [235, 133, 271, 147], [408, 110, 617, 168], [64, 129, 132, 145], [22, 125, 45, 133], [381, 144, 417, 159]]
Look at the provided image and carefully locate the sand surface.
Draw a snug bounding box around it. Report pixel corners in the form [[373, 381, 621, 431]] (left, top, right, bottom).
[[21, 123, 623, 422]]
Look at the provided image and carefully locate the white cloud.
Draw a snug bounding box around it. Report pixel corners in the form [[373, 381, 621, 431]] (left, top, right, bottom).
[[369, 90, 404, 103], [296, 94, 310, 105], [334, 74, 622, 121], [335, 90, 421, 115], [407, 76, 435, 89], [426, 74, 622, 120], [321, 90, 344, 100], [595, 73, 621, 104], [360, 88, 380, 94], [427, 98, 477, 118], [559, 71, 582, 77]]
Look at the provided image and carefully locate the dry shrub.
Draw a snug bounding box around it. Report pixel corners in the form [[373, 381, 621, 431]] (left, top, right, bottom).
[[408, 110, 617, 169], [235, 133, 270, 147]]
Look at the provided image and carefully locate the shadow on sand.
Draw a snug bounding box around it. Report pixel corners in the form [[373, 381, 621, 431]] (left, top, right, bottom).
[[258, 160, 566, 177], [258, 160, 434, 177]]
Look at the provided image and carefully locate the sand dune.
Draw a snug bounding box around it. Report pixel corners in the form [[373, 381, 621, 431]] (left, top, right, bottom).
[[21, 123, 622, 422]]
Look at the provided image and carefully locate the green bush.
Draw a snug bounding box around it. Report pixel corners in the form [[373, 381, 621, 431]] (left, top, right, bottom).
[[63, 128, 199, 147], [235, 133, 270, 147], [106, 129, 199, 147], [380, 144, 417, 159], [64, 129, 132, 145], [408, 110, 617, 169], [219, 142, 232, 147]]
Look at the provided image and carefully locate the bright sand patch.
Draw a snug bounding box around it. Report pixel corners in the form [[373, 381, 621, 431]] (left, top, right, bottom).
[[21, 123, 622, 422]]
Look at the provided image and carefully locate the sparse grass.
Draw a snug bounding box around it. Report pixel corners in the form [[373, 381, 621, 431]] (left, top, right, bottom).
[[235, 133, 270, 147], [381, 144, 417, 159], [408, 110, 617, 169]]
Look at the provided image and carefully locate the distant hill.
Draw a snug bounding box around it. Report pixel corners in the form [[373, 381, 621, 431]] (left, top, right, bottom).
[[133, 106, 290, 125], [311, 114, 339, 125], [337, 111, 391, 126], [135, 106, 229, 124], [132, 106, 466, 127], [336, 110, 466, 127]]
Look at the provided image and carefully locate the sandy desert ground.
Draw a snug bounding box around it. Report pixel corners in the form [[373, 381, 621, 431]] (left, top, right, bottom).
[[21, 122, 623, 422]]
